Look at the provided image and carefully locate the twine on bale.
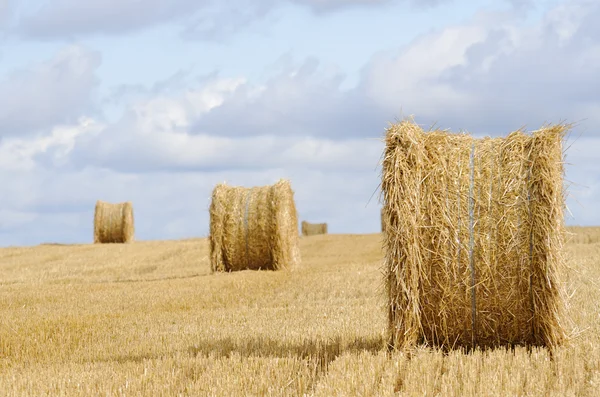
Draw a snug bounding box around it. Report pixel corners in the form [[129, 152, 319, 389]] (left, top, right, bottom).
[[468, 143, 477, 349], [244, 189, 252, 269], [382, 118, 569, 352], [209, 179, 301, 272]]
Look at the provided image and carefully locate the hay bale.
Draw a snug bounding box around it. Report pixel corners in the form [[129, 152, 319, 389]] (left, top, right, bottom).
[[209, 179, 301, 272], [93, 200, 135, 244], [381, 208, 386, 233], [381, 118, 568, 352], [301, 221, 328, 236]]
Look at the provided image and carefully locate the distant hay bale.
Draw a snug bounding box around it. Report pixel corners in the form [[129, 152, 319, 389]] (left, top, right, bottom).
[[93, 200, 135, 244], [209, 179, 301, 272], [382, 118, 569, 352], [301, 221, 328, 236]]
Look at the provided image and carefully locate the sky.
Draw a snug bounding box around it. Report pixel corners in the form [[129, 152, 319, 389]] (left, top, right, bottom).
[[0, 0, 598, 246]]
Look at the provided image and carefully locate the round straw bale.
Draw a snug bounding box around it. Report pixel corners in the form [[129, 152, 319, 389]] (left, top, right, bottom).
[[209, 179, 300, 272], [382, 118, 569, 352], [301, 221, 328, 236], [93, 200, 135, 244]]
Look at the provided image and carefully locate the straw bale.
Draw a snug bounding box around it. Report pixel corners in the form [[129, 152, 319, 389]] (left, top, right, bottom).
[[209, 179, 301, 272], [381, 118, 568, 352], [93, 200, 135, 244], [301, 221, 328, 236]]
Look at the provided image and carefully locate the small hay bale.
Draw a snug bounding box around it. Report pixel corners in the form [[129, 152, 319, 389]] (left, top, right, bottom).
[[209, 179, 301, 272], [93, 200, 135, 244], [381, 118, 568, 352], [301, 221, 328, 236]]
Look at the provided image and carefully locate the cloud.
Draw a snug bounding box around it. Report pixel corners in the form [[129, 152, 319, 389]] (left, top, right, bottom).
[[17, 0, 212, 39], [361, 1, 600, 136], [0, 117, 103, 171], [289, 0, 393, 13], [58, 69, 384, 173], [0, 45, 100, 137], [14, 0, 449, 41]]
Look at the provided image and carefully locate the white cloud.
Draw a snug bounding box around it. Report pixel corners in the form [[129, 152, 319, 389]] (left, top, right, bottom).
[[0, 117, 103, 171]]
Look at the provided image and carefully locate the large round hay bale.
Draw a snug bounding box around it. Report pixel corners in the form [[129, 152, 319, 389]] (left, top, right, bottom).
[[93, 200, 135, 244], [209, 179, 301, 272], [301, 221, 328, 236], [382, 118, 568, 352]]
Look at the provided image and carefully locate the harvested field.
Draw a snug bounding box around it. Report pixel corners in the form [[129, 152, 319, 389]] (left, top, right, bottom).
[[0, 231, 598, 396], [566, 226, 600, 244]]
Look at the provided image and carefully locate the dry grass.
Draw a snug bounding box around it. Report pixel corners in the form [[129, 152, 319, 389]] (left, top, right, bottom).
[[0, 230, 599, 396]]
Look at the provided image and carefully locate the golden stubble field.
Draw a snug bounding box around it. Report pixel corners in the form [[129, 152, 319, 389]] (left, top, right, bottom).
[[0, 230, 599, 396]]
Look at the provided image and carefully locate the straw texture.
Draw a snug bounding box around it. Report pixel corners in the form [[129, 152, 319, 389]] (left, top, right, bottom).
[[209, 179, 301, 272], [93, 201, 135, 244], [301, 221, 328, 236], [381, 118, 568, 352]]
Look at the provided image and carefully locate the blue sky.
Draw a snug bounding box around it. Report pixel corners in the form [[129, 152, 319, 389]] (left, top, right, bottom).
[[0, 0, 598, 246]]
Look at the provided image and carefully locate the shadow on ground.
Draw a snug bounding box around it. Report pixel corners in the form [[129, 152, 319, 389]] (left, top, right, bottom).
[[188, 334, 385, 372]]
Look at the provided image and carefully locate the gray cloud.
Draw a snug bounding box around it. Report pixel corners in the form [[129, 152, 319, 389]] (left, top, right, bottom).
[[290, 0, 392, 13], [58, 113, 384, 174], [0, 45, 100, 137], [14, 0, 451, 41], [17, 0, 212, 39]]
